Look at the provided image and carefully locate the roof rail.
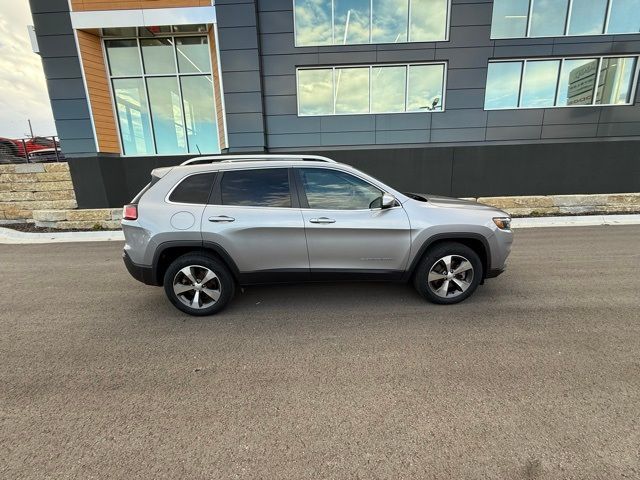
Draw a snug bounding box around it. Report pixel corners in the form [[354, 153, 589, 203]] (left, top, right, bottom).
[[180, 154, 336, 166]]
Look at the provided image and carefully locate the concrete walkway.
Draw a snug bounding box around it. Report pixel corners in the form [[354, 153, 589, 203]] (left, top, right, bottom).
[[1, 214, 639, 244]]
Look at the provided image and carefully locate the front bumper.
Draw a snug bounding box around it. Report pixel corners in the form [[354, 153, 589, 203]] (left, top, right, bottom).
[[123, 251, 156, 285]]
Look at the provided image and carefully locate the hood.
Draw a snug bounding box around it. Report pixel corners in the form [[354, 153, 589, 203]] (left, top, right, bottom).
[[405, 193, 505, 212]]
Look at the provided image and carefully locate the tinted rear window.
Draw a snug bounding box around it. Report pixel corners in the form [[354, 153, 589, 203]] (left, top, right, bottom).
[[221, 169, 291, 208], [169, 173, 215, 204]]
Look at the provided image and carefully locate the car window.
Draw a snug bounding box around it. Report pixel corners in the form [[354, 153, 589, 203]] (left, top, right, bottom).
[[299, 168, 383, 210], [221, 168, 291, 208], [169, 172, 215, 204]]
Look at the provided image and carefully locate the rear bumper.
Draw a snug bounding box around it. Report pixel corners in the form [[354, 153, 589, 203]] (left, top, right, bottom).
[[123, 251, 156, 285]]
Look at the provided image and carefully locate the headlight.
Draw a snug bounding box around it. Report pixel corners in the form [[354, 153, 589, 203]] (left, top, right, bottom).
[[493, 217, 511, 230]]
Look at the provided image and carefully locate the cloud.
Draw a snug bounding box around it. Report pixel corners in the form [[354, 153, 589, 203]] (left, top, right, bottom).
[[0, 2, 56, 139]]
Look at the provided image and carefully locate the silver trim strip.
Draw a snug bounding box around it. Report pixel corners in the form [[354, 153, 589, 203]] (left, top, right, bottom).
[[70, 6, 216, 30]]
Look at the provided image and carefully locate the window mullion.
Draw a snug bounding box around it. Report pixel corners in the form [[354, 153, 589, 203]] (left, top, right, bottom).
[[526, 0, 534, 37], [604, 0, 614, 34], [565, 0, 574, 35]]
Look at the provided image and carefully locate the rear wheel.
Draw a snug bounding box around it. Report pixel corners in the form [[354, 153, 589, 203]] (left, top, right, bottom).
[[414, 242, 483, 305], [163, 253, 235, 316]]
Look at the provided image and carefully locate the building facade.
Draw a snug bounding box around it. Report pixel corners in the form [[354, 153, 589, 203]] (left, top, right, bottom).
[[30, 0, 640, 208]]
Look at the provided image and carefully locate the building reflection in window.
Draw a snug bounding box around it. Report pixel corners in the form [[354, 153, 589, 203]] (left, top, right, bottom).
[[294, 0, 449, 46], [105, 26, 220, 156], [297, 63, 446, 116]]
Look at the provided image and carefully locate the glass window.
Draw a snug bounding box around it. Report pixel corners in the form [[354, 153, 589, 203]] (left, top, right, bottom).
[[410, 0, 448, 41], [596, 57, 637, 104], [556, 58, 599, 106], [334, 0, 370, 44], [298, 69, 334, 115], [181, 76, 219, 154], [146, 77, 187, 154], [294, 0, 333, 46], [173, 24, 207, 34], [372, 0, 409, 43], [568, 0, 608, 35], [105, 40, 141, 76], [371, 66, 406, 113], [141, 38, 176, 75], [112, 78, 154, 155], [485, 62, 523, 109], [407, 64, 444, 111], [169, 173, 215, 204], [335, 68, 369, 114], [139, 26, 172, 37], [491, 0, 530, 39], [607, 0, 640, 34], [529, 0, 568, 37], [520, 60, 560, 108], [300, 168, 383, 210], [175, 37, 210, 74], [221, 169, 291, 208]]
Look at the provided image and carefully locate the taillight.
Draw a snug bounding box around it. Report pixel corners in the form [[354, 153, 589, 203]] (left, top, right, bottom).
[[123, 204, 138, 220]]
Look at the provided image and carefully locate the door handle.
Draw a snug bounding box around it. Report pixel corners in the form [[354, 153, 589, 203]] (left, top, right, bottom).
[[309, 217, 336, 224], [208, 215, 235, 223]]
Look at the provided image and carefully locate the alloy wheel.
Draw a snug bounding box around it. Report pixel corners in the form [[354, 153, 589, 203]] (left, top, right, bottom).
[[427, 255, 474, 299], [172, 265, 222, 309]]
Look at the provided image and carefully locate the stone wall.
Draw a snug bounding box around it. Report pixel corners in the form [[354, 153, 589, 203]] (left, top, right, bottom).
[[475, 193, 640, 217], [33, 208, 121, 230], [0, 163, 77, 221]]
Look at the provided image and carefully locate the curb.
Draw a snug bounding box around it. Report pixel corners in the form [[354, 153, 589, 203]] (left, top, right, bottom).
[[1, 214, 639, 244]]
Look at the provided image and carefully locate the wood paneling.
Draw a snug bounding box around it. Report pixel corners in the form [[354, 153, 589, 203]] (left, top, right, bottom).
[[71, 0, 210, 11], [77, 31, 121, 154], [208, 29, 227, 150]]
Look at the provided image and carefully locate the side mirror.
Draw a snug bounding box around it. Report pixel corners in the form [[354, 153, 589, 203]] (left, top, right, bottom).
[[381, 193, 396, 209]]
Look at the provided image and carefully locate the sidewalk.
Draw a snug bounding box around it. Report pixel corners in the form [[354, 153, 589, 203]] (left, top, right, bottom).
[[1, 214, 639, 244]]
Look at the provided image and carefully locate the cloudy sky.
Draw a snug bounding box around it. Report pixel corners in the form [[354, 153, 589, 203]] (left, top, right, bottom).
[[0, 1, 56, 139]]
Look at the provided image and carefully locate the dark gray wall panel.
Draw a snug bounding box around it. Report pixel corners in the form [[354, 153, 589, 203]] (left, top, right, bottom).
[[486, 126, 542, 141], [226, 113, 264, 133], [50, 99, 91, 120], [216, 0, 265, 151], [541, 124, 599, 139], [599, 106, 640, 123], [262, 74, 296, 96], [446, 89, 485, 110], [322, 116, 376, 133], [432, 109, 487, 129], [55, 119, 95, 139], [447, 68, 487, 89], [543, 108, 601, 125], [37, 34, 78, 58], [487, 109, 544, 127], [32, 12, 72, 36], [268, 133, 320, 148], [41, 57, 82, 79], [431, 128, 486, 143], [221, 71, 261, 93], [597, 123, 640, 137], [376, 130, 430, 144], [450, 3, 492, 26], [264, 95, 297, 115], [375, 114, 430, 131], [258, 11, 293, 33], [321, 132, 376, 146], [267, 115, 321, 134], [217, 27, 259, 50], [30, 0, 68, 13]]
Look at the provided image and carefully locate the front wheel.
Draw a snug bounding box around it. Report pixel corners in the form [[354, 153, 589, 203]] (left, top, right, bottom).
[[163, 253, 235, 316], [413, 242, 483, 305]]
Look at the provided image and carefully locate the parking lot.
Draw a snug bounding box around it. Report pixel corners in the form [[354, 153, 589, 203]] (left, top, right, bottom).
[[1, 225, 639, 479]]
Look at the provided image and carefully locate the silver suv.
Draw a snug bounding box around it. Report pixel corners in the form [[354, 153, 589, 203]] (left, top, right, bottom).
[[122, 155, 513, 316]]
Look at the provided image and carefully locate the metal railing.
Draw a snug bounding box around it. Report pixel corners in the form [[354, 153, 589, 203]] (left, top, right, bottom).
[[0, 136, 64, 164]]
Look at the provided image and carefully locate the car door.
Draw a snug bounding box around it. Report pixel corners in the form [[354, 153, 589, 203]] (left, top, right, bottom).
[[201, 167, 309, 278], [295, 167, 411, 275]]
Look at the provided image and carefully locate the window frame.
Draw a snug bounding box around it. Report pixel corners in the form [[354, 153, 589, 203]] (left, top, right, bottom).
[[294, 166, 393, 211], [292, 0, 452, 47], [102, 31, 219, 157], [210, 167, 300, 209], [296, 62, 447, 116], [490, 0, 640, 39], [484, 55, 640, 111]]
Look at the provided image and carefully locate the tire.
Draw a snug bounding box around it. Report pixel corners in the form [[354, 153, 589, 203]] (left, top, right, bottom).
[[413, 242, 483, 305], [163, 253, 235, 316]]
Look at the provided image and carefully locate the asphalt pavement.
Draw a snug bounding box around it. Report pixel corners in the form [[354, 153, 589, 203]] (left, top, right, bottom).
[[1, 226, 639, 479]]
